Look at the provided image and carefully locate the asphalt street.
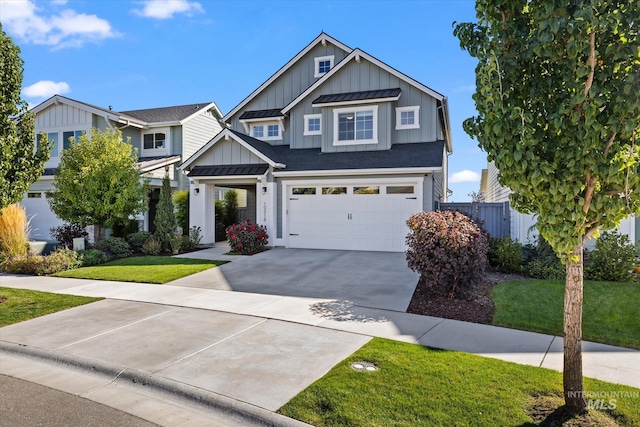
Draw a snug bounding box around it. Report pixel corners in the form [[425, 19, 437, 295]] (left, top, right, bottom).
[[0, 375, 158, 427]]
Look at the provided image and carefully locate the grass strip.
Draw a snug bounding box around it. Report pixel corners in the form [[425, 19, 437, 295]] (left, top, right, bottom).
[[0, 287, 101, 327], [279, 338, 640, 426]]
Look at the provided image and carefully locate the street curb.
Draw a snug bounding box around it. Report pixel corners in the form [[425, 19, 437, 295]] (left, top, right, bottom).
[[0, 341, 312, 427]]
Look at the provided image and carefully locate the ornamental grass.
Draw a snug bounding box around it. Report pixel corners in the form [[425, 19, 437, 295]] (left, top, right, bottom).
[[0, 204, 30, 260]]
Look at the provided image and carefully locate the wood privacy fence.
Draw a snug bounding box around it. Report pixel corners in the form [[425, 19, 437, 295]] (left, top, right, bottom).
[[435, 201, 511, 238]]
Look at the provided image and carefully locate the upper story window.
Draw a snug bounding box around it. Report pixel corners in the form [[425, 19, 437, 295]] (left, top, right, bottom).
[[314, 55, 334, 78], [396, 106, 420, 130], [250, 122, 282, 141], [62, 130, 84, 150], [142, 128, 170, 154], [333, 105, 378, 146], [37, 132, 59, 157], [303, 114, 322, 136]]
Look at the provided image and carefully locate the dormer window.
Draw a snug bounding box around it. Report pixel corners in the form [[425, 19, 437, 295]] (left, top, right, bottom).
[[314, 55, 334, 78], [250, 121, 282, 141]]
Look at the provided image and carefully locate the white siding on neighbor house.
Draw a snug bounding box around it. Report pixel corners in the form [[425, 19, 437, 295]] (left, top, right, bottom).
[[35, 103, 93, 129], [191, 139, 266, 167], [182, 111, 222, 159], [484, 161, 511, 203]]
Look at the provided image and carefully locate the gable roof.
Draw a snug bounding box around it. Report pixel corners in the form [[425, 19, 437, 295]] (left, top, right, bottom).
[[222, 32, 352, 122], [122, 102, 222, 125], [29, 95, 146, 128]]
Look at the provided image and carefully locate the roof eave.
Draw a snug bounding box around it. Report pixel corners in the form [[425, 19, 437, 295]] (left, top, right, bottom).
[[272, 166, 441, 178]]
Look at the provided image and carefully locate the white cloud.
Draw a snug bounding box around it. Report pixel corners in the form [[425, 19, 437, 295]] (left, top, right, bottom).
[[449, 170, 481, 183], [0, 0, 117, 48], [452, 84, 476, 93], [133, 0, 204, 19], [23, 80, 70, 98], [51, 0, 68, 4]]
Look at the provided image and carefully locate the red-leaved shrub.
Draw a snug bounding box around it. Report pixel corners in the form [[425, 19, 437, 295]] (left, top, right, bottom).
[[226, 220, 268, 255], [406, 210, 488, 297]]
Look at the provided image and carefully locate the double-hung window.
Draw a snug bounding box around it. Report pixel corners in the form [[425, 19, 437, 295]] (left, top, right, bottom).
[[333, 105, 378, 145], [62, 130, 84, 150]]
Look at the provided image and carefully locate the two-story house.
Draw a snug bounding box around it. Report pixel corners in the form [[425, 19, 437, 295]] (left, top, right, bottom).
[[23, 95, 223, 240], [181, 33, 452, 252]]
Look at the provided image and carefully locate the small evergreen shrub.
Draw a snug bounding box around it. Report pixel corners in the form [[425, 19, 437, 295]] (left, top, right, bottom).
[[585, 231, 638, 282], [488, 236, 523, 273], [0, 204, 30, 259], [173, 190, 189, 234], [182, 226, 203, 251], [153, 175, 177, 251], [97, 237, 132, 259], [2, 248, 81, 275], [223, 190, 238, 227], [127, 231, 152, 253], [215, 199, 227, 241], [522, 235, 565, 280], [81, 249, 109, 267], [405, 210, 488, 297], [142, 236, 161, 255], [226, 220, 268, 255], [169, 232, 183, 254], [50, 223, 88, 249]]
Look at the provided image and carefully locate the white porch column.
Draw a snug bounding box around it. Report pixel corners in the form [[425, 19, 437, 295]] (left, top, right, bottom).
[[190, 180, 215, 244], [256, 180, 276, 245]]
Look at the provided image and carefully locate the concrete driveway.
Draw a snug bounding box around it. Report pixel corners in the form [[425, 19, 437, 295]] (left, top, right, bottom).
[[172, 247, 419, 312]]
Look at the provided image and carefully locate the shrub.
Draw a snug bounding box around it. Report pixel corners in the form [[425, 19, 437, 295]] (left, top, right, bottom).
[[226, 220, 268, 255], [405, 210, 488, 298], [2, 248, 81, 275], [97, 237, 132, 259], [215, 199, 227, 241], [182, 226, 203, 251], [80, 248, 109, 267], [523, 235, 565, 280], [153, 175, 177, 251], [223, 190, 238, 227], [0, 204, 30, 259], [169, 232, 183, 254], [488, 236, 523, 273], [585, 231, 638, 282], [173, 190, 189, 234], [127, 231, 152, 253], [142, 236, 161, 255], [50, 223, 88, 249]]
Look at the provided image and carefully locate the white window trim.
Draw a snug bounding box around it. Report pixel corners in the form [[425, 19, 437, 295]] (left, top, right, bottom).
[[396, 106, 420, 130], [142, 127, 170, 155], [303, 114, 322, 136], [314, 55, 334, 78], [35, 126, 90, 158], [250, 121, 282, 141], [333, 105, 378, 146]]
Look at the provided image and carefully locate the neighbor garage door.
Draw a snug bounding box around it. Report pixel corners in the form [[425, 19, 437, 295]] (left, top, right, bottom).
[[20, 191, 64, 240], [287, 181, 421, 252]]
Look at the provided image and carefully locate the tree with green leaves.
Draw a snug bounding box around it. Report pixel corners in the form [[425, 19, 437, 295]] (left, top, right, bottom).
[[455, 1, 640, 413], [47, 128, 148, 243], [154, 174, 177, 251], [0, 24, 51, 209]]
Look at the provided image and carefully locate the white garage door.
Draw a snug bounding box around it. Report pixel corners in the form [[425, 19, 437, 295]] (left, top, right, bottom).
[[20, 192, 64, 241], [287, 182, 421, 252]]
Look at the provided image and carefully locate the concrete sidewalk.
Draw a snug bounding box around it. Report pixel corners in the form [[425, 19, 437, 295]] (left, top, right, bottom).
[[1, 271, 639, 426]]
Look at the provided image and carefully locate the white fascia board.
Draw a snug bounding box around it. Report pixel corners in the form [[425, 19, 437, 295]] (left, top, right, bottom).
[[222, 33, 352, 122], [179, 101, 224, 125], [273, 167, 441, 178], [312, 95, 400, 108], [441, 97, 453, 153], [138, 156, 182, 173], [283, 48, 445, 114], [31, 95, 124, 123], [179, 129, 277, 170]]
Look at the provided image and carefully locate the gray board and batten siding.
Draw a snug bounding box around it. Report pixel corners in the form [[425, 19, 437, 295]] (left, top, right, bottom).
[[436, 201, 511, 239], [182, 110, 223, 160]]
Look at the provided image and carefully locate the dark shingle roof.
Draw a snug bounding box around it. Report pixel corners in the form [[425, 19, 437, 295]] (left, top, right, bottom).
[[121, 103, 213, 123], [312, 88, 401, 105], [238, 109, 284, 120], [229, 129, 282, 162], [189, 164, 269, 177]]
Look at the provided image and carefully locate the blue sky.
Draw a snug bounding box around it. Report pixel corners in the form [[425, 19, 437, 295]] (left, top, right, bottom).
[[1, 0, 484, 201]]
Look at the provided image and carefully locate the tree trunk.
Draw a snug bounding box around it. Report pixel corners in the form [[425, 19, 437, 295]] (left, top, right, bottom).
[[93, 224, 102, 245], [563, 243, 587, 413]]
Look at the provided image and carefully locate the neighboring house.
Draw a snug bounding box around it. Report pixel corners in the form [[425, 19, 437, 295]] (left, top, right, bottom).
[[181, 33, 453, 252], [22, 95, 223, 240], [480, 161, 639, 246]]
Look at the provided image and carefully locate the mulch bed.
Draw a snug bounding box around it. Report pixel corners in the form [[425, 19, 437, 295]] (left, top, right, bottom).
[[406, 271, 527, 324]]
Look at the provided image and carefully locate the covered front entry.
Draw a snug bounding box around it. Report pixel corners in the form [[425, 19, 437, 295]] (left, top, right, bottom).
[[285, 179, 422, 252]]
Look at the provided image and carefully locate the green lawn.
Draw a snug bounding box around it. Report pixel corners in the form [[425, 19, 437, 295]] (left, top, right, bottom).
[[492, 280, 640, 349], [0, 287, 101, 327], [279, 338, 640, 426], [53, 256, 227, 284]]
